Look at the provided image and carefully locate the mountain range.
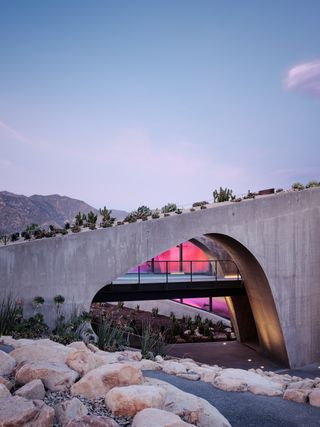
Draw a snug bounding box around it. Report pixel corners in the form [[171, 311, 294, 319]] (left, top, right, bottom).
[[0, 191, 127, 235]]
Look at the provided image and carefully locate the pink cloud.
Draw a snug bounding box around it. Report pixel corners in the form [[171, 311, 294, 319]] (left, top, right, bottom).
[[284, 60, 320, 97]]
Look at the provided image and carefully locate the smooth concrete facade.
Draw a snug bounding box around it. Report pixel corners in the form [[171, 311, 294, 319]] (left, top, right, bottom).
[[0, 188, 319, 368]]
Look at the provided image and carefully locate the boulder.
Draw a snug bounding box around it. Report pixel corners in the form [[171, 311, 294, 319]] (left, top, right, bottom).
[[287, 379, 315, 390], [0, 376, 13, 391], [71, 363, 143, 399], [214, 368, 283, 396], [67, 342, 89, 351], [132, 408, 194, 427], [15, 379, 46, 400], [105, 384, 166, 416], [15, 361, 79, 392], [0, 396, 54, 427], [66, 350, 97, 376], [63, 415, 120, 427], [283, 388, 310, 403], [188, 366, 220, 383], [10, 343, 75, 365], [121, 359, 161, 371], [161, 361, 187, 375], [55, 397, 88, 425], [0, 383, 10, 399], [309, 389, 320, 407], [0, 350, 16, 376], [145, 378, 231, 427]]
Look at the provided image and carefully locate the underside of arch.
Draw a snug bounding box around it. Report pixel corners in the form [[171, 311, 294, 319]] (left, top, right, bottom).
[[205, 233, 289, 367]]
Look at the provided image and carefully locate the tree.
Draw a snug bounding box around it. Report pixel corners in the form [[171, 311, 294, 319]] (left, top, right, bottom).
[[99, 206, 115, 227], [87, 211, 98, 230], [75, 212, 83, 227], [213, 187, 235, 203]]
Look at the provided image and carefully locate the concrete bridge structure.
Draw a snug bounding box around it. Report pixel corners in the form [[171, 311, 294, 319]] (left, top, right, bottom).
[[0, 188, 319, 368]]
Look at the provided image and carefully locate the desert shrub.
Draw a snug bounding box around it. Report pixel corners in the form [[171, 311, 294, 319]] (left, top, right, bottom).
[[139, 321, 166, 358], [213, 187, 235, 202], [192, 201, 209, 207], [95, 318, 127, 351], [151, 307, 159, 317], [292, 182, 304, 191], [161, 203, 177, 213], [306, 180, 320, 188], [0, 296, 22, 335]]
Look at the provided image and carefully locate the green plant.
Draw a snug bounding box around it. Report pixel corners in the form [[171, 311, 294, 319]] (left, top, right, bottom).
[[64, 222, 70, 230], [99, 206, 116, 227], [175, 209, 183, 214], [87, 211, 98, 230], [135, 304, 140, 312], [169, 311, 176, 322], [0, 235, 9, 245], [71, 225, 81, 233], [192, 201, 209, 207], [151, 209, 160, 219], [161, 203, 177, 213], [164, 213, 170, 217], [213, 187, 235, 202], [200, 205, 207, 209], [292, 182, 304, 191], [10, 232, 20, 242], [214, 320, 225, 332], [95, 318, 127, 351], [151, 307, 159, 318], [75, 212, 84, 227], [243, 190, 256, 200], [32, 296, 44, 314], [139, 321, 167, 358], [190, 208, 196, 212], [117, 301, 124, 309], [306, 180, 320, 188], [0, 296, 22, 335]]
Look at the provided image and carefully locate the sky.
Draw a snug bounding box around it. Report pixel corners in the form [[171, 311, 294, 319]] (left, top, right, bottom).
[[0, 0, 320, 211]]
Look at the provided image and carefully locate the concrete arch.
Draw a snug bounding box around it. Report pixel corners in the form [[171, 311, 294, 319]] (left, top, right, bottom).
[[1, 188, 320, 367]]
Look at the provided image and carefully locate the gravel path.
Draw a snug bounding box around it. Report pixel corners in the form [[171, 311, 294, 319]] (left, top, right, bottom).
[[145, 371, 320, 427]]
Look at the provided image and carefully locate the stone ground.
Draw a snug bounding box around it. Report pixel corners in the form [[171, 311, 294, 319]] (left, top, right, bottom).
[[145, 371, 320, 427]]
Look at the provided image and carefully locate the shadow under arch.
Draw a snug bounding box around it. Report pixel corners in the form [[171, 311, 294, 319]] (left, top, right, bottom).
[[204, 233, 289, 367]]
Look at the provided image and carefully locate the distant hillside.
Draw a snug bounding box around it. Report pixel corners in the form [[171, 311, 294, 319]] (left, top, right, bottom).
[[0, 191, 127, 234]]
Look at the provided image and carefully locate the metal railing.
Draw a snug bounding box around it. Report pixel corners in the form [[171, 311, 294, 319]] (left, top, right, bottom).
[[117, 259, 241, 285]]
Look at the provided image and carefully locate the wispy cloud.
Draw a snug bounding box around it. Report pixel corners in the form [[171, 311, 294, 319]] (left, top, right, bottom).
[[0, 120, 32, 145], [284, 60, 320, 97]]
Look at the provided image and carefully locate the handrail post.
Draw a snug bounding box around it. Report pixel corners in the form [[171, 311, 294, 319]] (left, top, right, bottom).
[[190, 261, 192, 283], [138, 265, 140, 285], [215, 260, 217, 280], [166, 261, 168, 284]]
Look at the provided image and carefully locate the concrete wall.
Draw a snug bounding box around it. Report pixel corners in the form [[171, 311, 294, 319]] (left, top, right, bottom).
[[0, 188, 319, 367], [109, 300, 231, 326]]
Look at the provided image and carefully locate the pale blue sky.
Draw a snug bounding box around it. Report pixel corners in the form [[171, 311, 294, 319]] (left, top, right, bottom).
[[1, 0, 319, 210]]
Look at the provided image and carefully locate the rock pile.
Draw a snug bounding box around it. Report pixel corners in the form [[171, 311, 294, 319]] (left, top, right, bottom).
[[1, 335, 320, 427]]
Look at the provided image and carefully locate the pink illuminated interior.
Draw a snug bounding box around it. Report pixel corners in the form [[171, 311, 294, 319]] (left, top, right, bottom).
[[129, 241, 230, 319]]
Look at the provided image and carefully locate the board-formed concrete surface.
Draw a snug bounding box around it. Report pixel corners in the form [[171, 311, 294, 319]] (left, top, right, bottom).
[[0, 188, 320, 368]]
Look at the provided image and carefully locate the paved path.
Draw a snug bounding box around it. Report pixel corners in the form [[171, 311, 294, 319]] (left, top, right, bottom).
[[145, 371, 320, 427], [166, 341, 283, 371]]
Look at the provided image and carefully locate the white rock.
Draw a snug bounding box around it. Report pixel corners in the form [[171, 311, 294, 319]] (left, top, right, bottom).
[[121, 359, 161, 371], [67, 342, 89, 351], [105, 385, 166, 416], [214, 368, 283, 396], [66, 350, 97, 376], [145, 377, 231, 427], [132, 408, 194, 427], [0, 350, 16, 376], [287, 379, 315, 390], [0, 376, 13, 391], [155, 355, 164, 363], [0, 383, 10, 399], [71, 363, 143, 399], [55, 397, 88, 425], [15, 361, 79, 392], [162, 361, 187, 375], [176, 373, 200, 381], [283, 388, 310, 403], [309, 389, 320, 407], [0, 396, 54, 426], [10, 343, 75, 365], [15, 379, 46, 399]]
